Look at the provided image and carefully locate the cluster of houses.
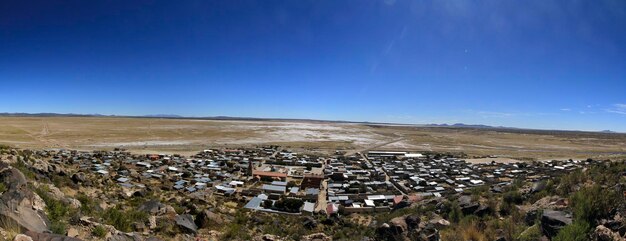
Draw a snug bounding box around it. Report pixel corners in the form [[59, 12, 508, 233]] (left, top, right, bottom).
[[28, 147, 591, 217]]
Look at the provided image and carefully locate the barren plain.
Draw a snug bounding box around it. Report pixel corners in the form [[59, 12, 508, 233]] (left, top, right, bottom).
[[0, 116, 625, 160]]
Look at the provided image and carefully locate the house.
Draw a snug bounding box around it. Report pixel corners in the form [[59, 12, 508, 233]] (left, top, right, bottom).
[[262, 184, 286, 194], [301, 174, 324, 189], [302, 202, 316, 213], [253, 171, 287, 181]]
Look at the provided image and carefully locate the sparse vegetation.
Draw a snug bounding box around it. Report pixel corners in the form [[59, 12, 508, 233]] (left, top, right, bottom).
[[92, 225, 107, 238], [102, 206, 148, 233]]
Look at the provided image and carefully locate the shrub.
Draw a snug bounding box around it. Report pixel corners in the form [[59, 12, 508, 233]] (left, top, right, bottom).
[[102, 207, 148, 232], [570, 184, 620, 225], [503, 190, 523, 205], [553, 221, 590, 241], [518, 224, 542, 241], [92, 225, 107, 238], [0, 183, 6, 193]]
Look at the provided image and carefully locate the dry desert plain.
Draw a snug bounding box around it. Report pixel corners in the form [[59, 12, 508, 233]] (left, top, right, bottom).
[[0, 116, 625, 161]]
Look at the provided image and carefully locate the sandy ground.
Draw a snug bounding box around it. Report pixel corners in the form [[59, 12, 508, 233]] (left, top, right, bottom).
[[0, 117, 625, 160]]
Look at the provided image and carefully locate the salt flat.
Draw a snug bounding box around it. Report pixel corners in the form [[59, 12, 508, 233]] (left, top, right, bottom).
[[0, 116, 625, 160]]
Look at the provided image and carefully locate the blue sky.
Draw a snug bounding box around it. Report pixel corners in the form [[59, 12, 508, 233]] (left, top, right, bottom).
[[1, 0, 625, 131]]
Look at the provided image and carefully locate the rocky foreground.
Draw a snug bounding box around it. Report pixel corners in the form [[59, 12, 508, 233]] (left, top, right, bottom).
[[0, 146, 625, 241]]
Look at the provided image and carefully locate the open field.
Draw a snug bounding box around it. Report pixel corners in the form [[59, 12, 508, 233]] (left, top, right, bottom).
[[0, 116, 625, 160]]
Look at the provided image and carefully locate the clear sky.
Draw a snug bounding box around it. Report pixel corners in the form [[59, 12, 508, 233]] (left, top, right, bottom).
[[1, 1, 625, 131]]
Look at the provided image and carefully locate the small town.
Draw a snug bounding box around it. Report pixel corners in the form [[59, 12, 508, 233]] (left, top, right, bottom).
[[3, 144, 618, 241]]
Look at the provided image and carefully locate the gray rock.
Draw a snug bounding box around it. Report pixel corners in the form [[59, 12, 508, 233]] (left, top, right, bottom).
[[541, 210, 573, 238], [531, 181, 547, 194], [13, 234, 33, 241], [405, 215, 420, 231], [24, 231, 82, 241], [0, 167, 50, 233], [107, 233, 141, 241], [71, 173, 86, 184], [137, 200, 167, 215], [592, 225, 624, 241], [175, 214, 198, 234]]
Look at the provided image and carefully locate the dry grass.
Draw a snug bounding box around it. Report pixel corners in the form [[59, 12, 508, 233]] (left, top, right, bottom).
[[0, 117, 624, 160]]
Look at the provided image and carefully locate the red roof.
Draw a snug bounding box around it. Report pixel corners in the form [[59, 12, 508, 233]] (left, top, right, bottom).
[[393, 195, 404, 205], [252, 170, 287, 178]]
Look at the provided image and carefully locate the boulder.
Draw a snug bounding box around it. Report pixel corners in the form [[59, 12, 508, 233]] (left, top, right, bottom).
[[107, 233, 141, 241], [0, 167, 50, 233], [24, 231, 82, 241], [13, 234, 33, 241], [541, 210, 572, 238], [389, 216, 408, 234], [66, 227, 79, 238], [175, 214, 198, 234], [71, 173, 86, 184], [405, 215, 420, 230], [531, 181, 547, 194], [376, 222, 405, 241], [301, 233, 331, 241], [473, 204, 490, 217], [419, 224, 440, 241], [253, 234, 284, 241], [592, 225, 625, 241], [458, 196, 480, 215], [137, 200, 167, 216], [195, 210, 223, 229]]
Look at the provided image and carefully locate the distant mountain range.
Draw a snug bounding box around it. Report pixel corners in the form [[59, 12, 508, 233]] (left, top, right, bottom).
[[0, 112, 620, 134]]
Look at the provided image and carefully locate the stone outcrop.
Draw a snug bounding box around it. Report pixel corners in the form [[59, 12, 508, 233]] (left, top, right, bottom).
[[541, 210, 572, 238], [0, 164, 50, 233]]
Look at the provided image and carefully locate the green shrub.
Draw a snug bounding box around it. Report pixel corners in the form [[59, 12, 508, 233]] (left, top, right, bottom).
[[518, 224, 542, 241], [102, 207, 148, 232], [570, 184, 620, 225], [49, 221, 66, 235], [0, 183, 6, 193], [76, 194, 98, 216], [553, 221, 590, 241], [92, 225, 107, 238]]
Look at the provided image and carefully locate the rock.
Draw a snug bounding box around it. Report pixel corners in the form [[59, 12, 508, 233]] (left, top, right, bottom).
[[458, 196, 480, 215], [148, 216, 157, 230], [13, 234, 33, 241], [107, 233, 141, 241], [137, 200, 167, 215], [405, 215, 420, 230], [541, 210, 573, 238], [67, 198, 81, 209], [389, 216, 408, 234], [67, 227, 79, 238], [531, 181, 547, 194], [376, 222, 404, 241], [419, 224, 440, 241], [491, 186, 503, 193], [145, 238, 163, 241], [474, 204, 490, 217], [0, 167, 50, 233], [301, 216, 317, 229], [592, 225, 625, 241], [301, 233, 331, 241], [525, 209, 540, 226], [195, 210, 223, 229], [71, 173, 86, 184], [532, 196, 568, 211], [253, 234, 284, 241], [24, 231, 82, 241], [175, 214, 198, 234], [133, 222, 146, 232]]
